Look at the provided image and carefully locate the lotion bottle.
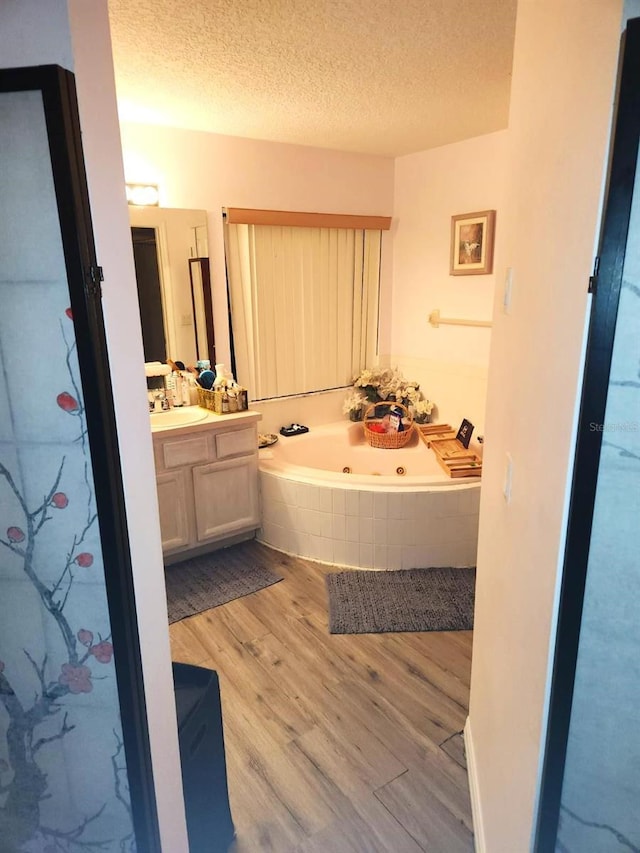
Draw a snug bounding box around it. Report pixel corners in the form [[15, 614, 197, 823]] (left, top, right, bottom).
[[213, 363, 227, 389], [180, 371, 191, 406]]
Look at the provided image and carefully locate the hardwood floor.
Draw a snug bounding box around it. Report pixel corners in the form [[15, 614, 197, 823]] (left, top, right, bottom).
[[169, 542, 474, 852]]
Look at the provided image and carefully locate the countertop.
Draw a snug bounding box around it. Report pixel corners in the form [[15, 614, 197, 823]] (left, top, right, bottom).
[[150, 406, 262, 437]]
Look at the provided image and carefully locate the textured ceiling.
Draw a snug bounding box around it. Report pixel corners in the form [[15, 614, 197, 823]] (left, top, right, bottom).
[[108, 0, 517, 158]]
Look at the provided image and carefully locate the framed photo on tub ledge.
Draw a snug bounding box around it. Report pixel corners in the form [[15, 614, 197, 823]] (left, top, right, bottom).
[[450, 209, 496, 276]]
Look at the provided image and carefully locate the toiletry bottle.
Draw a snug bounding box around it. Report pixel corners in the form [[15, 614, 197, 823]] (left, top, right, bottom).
[[388, 405, 404, 432], [166, 371, 182, 407], [213, 363, 227, 389], [187, 375, 199, 405], [174, 371, 184, 406], [164, 373, 176, 407], [180, 372, 191, 406]]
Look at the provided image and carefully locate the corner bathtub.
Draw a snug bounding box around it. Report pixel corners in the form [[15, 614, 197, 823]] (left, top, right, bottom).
[[258, 421, 480, 570]]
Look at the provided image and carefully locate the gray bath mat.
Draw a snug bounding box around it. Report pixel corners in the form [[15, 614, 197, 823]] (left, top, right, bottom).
[[326, 567, 475, 634], [165, 544, 284, 624]]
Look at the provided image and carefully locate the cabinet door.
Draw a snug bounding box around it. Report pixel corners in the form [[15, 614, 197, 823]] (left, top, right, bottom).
[[156, 468, 191, 551], [193, 456, 260, 542]]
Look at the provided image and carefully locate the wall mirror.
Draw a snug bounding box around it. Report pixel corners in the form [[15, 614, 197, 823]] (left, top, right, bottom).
[[129, 206, 214, 367]]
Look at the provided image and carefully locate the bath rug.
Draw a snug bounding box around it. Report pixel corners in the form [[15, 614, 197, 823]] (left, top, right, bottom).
[[326, 567, 475, 634], [165, 543, 284, 624]]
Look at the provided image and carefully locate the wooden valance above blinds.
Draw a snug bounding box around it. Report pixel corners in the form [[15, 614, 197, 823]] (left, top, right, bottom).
[[223, 206, 392, 231]]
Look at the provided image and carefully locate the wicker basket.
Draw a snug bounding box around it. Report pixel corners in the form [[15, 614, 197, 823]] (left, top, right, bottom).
[[363, 401, 414, 449], [197, 385, 248, 414]]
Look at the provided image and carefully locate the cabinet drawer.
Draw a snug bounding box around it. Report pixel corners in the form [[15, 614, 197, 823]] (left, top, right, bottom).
[[163, 436, 209, 468], [212, 428, 256, 459]]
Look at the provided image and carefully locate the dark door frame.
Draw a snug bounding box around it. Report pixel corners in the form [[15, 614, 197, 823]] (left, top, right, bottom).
[[0, 65, 161, 852], [533, 17, 640, 851]]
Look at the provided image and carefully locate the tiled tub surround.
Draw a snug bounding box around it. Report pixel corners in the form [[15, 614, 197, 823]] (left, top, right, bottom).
[[258, 422, 480, 569]]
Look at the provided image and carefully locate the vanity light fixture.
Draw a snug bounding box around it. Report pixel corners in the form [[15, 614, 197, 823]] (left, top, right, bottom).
[[126, 182, 160, 206]]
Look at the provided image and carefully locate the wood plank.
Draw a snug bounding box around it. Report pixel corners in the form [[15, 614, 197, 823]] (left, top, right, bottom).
[[168, 614, 216, 663], [297, 612, 467, 742], [322, 676, 438, 765], [292, 723, 404, 802], [224, 717, 338, 838], [293, 795, 424, 853], [320, 676, 474, 833], [204, 642, 318, 745], [375, 765, 475, 852], [401, 630, 473, 686], [440, 731, 467, 769], [210, 593, 273, 644], [242, 555, 330, 616], [245, 613, 347, 688], [383, 632, 471, 709], [245, 632, 407, 790], [225, 737, 309, 851]]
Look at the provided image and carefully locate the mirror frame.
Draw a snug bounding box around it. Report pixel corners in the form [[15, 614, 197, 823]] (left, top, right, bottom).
[[189, 256, 216, 365]]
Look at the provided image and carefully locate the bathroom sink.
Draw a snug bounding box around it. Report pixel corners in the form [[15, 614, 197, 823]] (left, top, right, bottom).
[[150, 408, 209, 428]]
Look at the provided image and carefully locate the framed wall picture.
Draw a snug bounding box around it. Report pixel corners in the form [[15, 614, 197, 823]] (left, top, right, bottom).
[[450, 209, 496, 275]]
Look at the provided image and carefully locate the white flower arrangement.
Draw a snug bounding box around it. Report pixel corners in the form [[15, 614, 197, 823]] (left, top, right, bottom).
[[412, 398, 435, 423], [353, 366, 420, 404], [346, 366, 435, 421], [342, 389, 366, 415]]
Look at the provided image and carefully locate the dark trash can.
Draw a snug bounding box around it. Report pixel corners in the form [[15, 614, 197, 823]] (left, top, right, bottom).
[[172, 662, 235, 852]]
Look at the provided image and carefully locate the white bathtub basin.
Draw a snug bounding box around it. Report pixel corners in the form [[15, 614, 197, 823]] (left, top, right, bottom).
[[257, 420, 481, 570], [149, 408, 208, 428]]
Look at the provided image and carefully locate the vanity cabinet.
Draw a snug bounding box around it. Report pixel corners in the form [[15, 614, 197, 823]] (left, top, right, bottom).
[[152, 412, 261, 558]]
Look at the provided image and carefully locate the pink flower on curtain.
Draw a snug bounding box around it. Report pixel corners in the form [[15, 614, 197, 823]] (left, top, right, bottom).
[[74, 552, 93, 568], [56, 392, 79, 413], [7, 527, 25, 543], [58, 663, 92, 694], [90, 641, 114, 664], [51, 492, 68, 509], [77, 629, 93, 647], [65, 307, 73, 320]]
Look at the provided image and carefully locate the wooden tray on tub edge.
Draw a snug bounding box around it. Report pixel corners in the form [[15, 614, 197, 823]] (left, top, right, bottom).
[[416, 423, 457, 446], [417, 424, 483, 478]]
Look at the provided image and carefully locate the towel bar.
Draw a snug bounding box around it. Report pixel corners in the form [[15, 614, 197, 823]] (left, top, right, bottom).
[[428, 309, 492, 328]]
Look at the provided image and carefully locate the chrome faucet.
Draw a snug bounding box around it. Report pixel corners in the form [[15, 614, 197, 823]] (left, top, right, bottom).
[[152, 391, 169, 413]]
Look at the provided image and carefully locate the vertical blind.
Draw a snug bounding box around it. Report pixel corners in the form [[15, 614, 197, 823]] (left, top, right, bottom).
[[225, 223, 381, 400]]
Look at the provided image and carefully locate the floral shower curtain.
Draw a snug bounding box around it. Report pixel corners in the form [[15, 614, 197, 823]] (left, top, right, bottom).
[[0, 78, 143, 852]]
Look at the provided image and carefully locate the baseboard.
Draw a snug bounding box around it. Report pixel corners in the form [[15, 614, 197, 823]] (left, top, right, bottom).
[[464, 716, 486, 853], [164, 530, 257, 565]]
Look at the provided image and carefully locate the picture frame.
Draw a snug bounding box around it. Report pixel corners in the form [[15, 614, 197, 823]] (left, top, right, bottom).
[[450, 209, 496, 276], [456, 418, 475, 449]]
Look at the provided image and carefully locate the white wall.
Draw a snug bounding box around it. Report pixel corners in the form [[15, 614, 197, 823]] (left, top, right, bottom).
[[0, 2, 189, 850], [467, 2, 623, 850], [391, 131, 507, 436], [119, 122, 395, 372], [66, 5, 189, 850], [0, 0, 73, 67]]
